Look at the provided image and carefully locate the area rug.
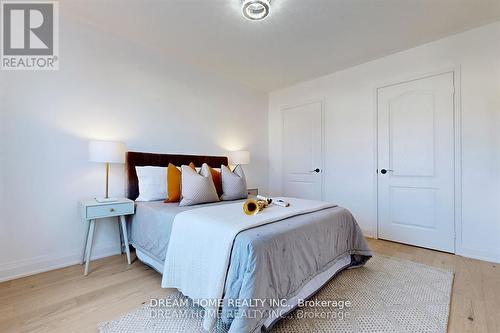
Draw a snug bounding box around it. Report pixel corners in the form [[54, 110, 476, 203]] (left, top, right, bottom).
[[98, 255, 453, 333]]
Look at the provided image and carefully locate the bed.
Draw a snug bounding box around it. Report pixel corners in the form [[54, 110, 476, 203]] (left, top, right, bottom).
[[126, 152, 372, 333]]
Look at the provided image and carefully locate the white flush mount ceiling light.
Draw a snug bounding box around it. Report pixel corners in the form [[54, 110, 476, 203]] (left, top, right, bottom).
[[241, 0, 271, 21]]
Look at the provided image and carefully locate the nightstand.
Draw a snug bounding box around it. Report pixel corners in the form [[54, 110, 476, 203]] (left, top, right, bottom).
[[80, 198, 135, 276], [247, 188, 258, 197]]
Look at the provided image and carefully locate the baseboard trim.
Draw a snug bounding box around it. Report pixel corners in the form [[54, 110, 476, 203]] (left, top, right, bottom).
[[457, 247, 500, 264], [363, 232, 375, 239], [366, 236, 500, 264], [0, 245, 121, 283]]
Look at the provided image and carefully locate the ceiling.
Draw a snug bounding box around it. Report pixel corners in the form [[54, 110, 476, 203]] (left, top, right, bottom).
[[64, 0, 500, 92]]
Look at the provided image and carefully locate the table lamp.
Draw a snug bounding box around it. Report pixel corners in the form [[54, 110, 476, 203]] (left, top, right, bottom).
[[89, 140, 126, 202], [228, 150, 250, 169]]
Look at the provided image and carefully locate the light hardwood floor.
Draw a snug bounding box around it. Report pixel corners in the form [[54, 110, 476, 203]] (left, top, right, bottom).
[[0, 238, 498, 333]]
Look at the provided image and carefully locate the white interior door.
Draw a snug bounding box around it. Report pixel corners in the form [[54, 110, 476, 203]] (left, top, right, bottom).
[[282, 101, 323, 200], [377, 72, 455, 252]]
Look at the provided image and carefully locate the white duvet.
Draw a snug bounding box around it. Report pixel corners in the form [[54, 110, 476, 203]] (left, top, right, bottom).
[[161, 197, 335, 332]]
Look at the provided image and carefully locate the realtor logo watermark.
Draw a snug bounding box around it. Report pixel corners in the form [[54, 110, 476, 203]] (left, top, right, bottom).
[[1, 1, 58, 70]]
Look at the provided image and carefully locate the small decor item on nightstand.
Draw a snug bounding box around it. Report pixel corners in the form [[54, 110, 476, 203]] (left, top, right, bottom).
[[89, 140, 126, 203]]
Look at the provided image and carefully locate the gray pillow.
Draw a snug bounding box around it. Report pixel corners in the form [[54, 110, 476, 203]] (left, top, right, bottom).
[[179, 165, 219, 207], [221, 164, 248, 201]]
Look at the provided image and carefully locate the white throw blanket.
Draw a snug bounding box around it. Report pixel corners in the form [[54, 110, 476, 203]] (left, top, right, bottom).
[[161, 197, 336, 332]]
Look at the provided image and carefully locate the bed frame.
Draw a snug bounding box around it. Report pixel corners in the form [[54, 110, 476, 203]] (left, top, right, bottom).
[[125, 151, 228, 200]]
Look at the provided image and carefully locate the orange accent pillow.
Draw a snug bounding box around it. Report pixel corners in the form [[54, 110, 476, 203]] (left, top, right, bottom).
[[165, 162, 195, 202], [207, 165, 223, 197]]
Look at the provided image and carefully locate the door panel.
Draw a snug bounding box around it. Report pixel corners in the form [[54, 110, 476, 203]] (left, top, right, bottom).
[[390, 92, 435, 177], [282, 102, 323, 200], [390, 187, 437, 229], [378, 72, 455, 252]]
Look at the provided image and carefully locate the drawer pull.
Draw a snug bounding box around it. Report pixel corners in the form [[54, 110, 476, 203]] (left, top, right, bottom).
[[110, 208, 115, 212]]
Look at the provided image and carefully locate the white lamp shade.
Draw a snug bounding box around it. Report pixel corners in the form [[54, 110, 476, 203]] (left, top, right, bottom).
[[88, 141, 126, 164], [228, 150, 250, 165]]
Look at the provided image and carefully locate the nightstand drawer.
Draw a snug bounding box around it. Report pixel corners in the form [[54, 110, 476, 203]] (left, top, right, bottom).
[[86, 203, 134, 219], [247, 188, 258, 196]]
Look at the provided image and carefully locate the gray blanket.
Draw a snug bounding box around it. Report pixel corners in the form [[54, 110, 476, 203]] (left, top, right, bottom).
[[129, 201, 371, 333]]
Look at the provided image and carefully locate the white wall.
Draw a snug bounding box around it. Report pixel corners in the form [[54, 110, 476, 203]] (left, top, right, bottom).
[[269, 22, 500, 263], [0, 13, 268, 281]]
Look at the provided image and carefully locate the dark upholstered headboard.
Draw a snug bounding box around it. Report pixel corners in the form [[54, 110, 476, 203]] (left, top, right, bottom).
[[126, 151, 228, 200]]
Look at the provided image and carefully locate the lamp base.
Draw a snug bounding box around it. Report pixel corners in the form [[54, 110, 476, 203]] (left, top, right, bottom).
[[94, 197, 119, 203]]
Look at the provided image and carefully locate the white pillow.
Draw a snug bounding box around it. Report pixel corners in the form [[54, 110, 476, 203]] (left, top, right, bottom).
[[135, 166, 167, 201], [221, 164, 248, 201], [179, 165, 219, 207]]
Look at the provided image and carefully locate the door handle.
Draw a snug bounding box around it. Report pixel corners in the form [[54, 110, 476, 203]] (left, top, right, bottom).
[[309, 168, 321, 173], [379, 169, 394, 174]]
